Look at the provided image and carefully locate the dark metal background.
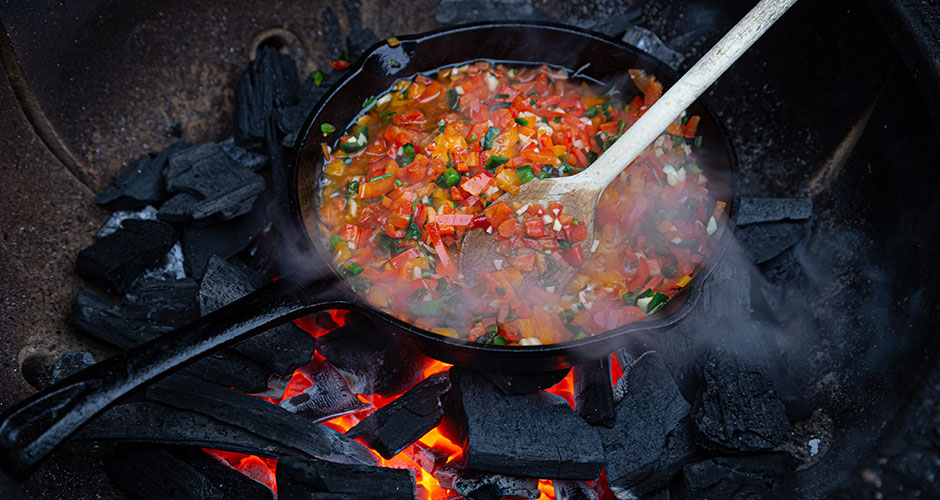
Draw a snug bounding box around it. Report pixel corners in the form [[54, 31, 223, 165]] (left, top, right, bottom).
[[1, 0, 938, 498]]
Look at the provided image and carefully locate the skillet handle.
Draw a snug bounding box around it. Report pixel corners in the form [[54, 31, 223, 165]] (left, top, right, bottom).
[[0, 275, 348, 480]]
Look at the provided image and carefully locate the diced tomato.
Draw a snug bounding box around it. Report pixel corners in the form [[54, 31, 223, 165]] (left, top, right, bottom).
[[468, 214, 491, 230], [561, 245, 585, 267], [435, 213, 473, 227], [565, 221, 587, 242], [508, 253, 536, 273], [460, 172, 494, 196], [393, 109, 427, 127], [626, 257, 650, 291], [483, 201, 513, 227], [383, 222, 406, 239], [389, 247, 420, 269], [524, 219, 545, 238], [329, 59, 351, 71], [497, 218, 516, 238], [342, 224, 361, 244]]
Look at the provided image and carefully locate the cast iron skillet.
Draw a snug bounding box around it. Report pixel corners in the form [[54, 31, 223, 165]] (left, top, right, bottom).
[[0, 22, 736, 480]]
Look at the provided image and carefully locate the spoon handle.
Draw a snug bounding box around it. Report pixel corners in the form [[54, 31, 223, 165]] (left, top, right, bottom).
[[577, 0, 798, 190]]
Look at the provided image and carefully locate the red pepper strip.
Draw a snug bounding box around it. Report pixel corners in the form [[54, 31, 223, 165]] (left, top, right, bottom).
[[561, 245, 584, 267], [358, 175, 395, 199], [426, 222, 455, 276], [389, 247, 420, 269], [435, 214, 474, 227], [683, 116, 700, 138]]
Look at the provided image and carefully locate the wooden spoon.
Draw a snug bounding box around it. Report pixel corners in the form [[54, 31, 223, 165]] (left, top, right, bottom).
[[459, 0, 797, 285]]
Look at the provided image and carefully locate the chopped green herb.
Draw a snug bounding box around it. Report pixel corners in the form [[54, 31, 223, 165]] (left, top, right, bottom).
[[514, 117, 530, 126], [344, 262, 364, 276], [375, 233, 399, 253], [320, 123, 335, 136], [362, 95, 378, 111], [436, 167, 462, 188], [356, 124, 369, 140], [637, 288, 655, 299], [495, 93, 510, 99], [390, 59, 401, 68], [694, 136, 703, 148], [421, 268, 433, 279], [489, 102, 511, 111], [529, 98, 538, 106], [329, 235, 342, 251], [483, 126, 501, 150], [621, 291, 638, 304], [492, 335, 509, 345], [553, 116, 562, 123], [584, 108, 599, 118], [346, 180, 359, 195], [647, 292, 670, 314], [340, 141, 364, 153], [485, 155, 509, 169], [405, 220, 422, 240], [446, 89, 460, 110], [397, 142, 416, 167], [370, 173, 393, 182], [559, 309, 575, 324], [516, 165, 536, 183], [311, 70, 324, 86], [394, 179, 404, 187]]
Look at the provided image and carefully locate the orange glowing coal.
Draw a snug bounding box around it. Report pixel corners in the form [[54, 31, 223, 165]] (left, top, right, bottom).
[[203, 311, 642, 499]]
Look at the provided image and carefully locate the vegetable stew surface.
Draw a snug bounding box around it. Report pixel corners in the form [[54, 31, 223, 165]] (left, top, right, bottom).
[[317, 61, 724, 345]]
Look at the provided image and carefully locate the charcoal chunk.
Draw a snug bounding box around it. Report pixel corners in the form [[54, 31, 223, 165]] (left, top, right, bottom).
[[482, 368, 570, 395], [554, 480, 599, 500], [449, 368, 604, 480], [122, 275, 201, 321], [403, 441, 450, 475], [736, 220, 812, 264], [199, 257, 316, 376], [159, 142, 266, 223], [736, 197, 813, 226], [147, 374, 377, 466], [317, 315, 431, 396], [50, 351, 94, 384], [277, 74, 340, 139], [600, 352, 695, 495], [610, 418, 698, 498], [276, 456, 415, 500], [434, 462, 539, 500], [76, 219, 178, 293], [673, 453, 797, 500], [279, 359, 368, 422], [181, 214, 268, 279], [235, 46, 300, 150], [107, 445, 274, 500], [96, 141, 189, 210], [219, 136, 269, 170], [574, 357, 616, 427], [347, 371, 451, 458], [692, 353, 789, 453]]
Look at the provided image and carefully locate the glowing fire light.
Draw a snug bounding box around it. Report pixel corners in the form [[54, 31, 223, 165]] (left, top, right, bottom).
[[206, 312, 644, 499]]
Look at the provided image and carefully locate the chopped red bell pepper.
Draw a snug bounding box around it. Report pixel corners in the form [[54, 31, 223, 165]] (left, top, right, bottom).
[[389, 247, 420, 269], [508, 253, 536, 273], [524, 219, 545, 238], [329, 59, 351, 71], [435, 214, 474, 227], [483, 201, 513, 227]]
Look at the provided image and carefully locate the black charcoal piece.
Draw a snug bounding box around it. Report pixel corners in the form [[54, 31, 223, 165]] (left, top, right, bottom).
[[159, 142, 266, 223], [0, 468, 27, 500], [276, 456, 415, 500], [673, 453, 797, 500], [736, 197, 813, 226], [482, 368, 570, 395], [574, 357, 616, 427], [178, 448, 278, 499], [735, 220, 812, 264], [76, 219, 178, 293], [611, 418, 698, 498], [692, 353, 789, 453], [50, 351, 94, 385], [404, 441, 449, 475], [199, 257, 316, 376], [235, 46, 300, 150], [554, 480, 599, 500], [317, 315, 431, 396], [68, 286, 269, 393], [78, 401, 299, 457], [347, 371, 451, 458], [95, 141, 188, 210], [182, 214, 268, 279], [279, 359, 368, 422], [600, 352, 695, 495], [219, 136, 269, 170], [449, 368, 604, 480], [434, 463, 540, 500], [147, 374, 377, 466], [107, 445, 274, 500], [122, 275, 201, 322]]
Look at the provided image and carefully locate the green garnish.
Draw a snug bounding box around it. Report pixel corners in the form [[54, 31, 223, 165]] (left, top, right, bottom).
[[585, 108, 599, 118], [495, 93, 510, 99], [370, 173, 393, 182], [694, 136, 703, 148], [397, 142, 416, 167], [647, 292, 670, 314], [446, 89, 460, 110], [492, 336, 509, 345], [621, 291, 638, 304], [362, 95, 378, 111], [559, 309, 575, 324], [320, 123, 335, 136], [516, 165, 536, 183], [489, 102, 511, 111], [436, 167, 462, 188], [394, 179, 404, 186], [514, 117, 530, 126], [553, 116, 562, 123], [340, 141, 364, 153], [485, 155, 509, 169], [495, 287, 506, 296], [311, 70, 324, 86], [483, 127, 501, 150], [329, 235, 342, 251], [346, 180, 359, 195], [344, 262, 364, 276]]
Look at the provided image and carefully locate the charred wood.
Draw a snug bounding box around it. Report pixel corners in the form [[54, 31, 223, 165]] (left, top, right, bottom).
[[672, 452, 797, 500], [573, 357, 616, 427], [279, 359, 368, 423], [76, 219, 177, 294], [276, 456, 415, 500]]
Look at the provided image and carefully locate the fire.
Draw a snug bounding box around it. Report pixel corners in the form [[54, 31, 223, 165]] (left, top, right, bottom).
[[205, 311, 624, 499]]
